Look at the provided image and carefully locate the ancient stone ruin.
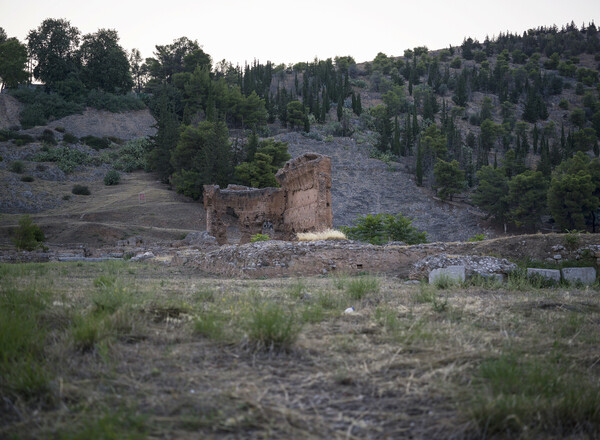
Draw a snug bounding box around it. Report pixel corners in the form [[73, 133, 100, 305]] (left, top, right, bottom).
[[203, 153, 333, 244]]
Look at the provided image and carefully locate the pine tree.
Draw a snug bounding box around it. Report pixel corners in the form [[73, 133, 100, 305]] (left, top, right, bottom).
[[337, 95, 343, 122], [355, 93, 362, 115]]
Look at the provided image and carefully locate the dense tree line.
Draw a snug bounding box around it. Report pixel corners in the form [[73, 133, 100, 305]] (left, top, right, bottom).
[[2, 17, 600, 231]]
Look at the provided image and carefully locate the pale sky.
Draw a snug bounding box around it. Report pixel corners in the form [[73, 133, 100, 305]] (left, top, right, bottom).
[[3, 0, 600, 67]]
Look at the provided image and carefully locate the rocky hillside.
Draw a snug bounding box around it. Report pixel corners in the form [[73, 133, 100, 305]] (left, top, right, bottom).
[[277, 132, 487, 242]]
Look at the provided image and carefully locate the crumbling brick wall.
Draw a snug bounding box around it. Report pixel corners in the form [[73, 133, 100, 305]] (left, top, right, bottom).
[[204, 153, 333, 244]]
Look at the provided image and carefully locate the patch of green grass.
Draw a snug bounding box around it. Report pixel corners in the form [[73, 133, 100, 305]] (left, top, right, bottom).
[[331, 273, 348, 290], [245, 302, 302, 352], [56, 407, 148, 440], [469, 353, 600, 437], [413, 282, 436, 303], [301, 303, 325, 323], [346, 275, 379, 300], [0, 287, 53, 401], [71, 312, 105, 352], [196, 288, 216, 303], [374, 306, 401, 334]]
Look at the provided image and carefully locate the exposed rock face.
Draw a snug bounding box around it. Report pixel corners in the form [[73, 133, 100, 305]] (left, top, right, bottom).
[[204, 153, 333, 244]]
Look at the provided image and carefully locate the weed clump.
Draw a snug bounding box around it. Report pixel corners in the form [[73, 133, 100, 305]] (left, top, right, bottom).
[[245, 303, 301, 352], [346, 275, 379, 300]]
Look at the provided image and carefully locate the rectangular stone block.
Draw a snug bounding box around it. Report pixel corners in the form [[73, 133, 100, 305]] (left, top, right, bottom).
[[527, 268, 561, 283], [561, 267, 597, 285], [429, 265, 466, 284]]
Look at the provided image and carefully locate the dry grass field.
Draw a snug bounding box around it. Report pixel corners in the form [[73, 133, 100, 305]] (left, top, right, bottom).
[[1, 261, 599, 439]]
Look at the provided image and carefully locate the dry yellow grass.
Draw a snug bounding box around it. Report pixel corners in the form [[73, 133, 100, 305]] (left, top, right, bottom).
[[296, 228, 347, 241]]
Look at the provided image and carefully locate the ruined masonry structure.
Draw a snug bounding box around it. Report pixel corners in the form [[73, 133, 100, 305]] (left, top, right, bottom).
[[204, 153, 333, 244]]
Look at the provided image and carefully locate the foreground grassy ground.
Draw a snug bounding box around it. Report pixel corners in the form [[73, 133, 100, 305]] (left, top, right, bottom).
[[1, 261, 599, 439]]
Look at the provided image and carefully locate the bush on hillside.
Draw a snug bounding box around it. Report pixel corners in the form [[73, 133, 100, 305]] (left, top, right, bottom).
[[80, 135, 111, 150], [9, 161, 25, 174], [62, 133, 78, 144], [103, 170, 120, 186], [12, 215, 45, 251], [34, 147, 89, 173], [72, 185, 91, 195], [341, 213, 427, 245]]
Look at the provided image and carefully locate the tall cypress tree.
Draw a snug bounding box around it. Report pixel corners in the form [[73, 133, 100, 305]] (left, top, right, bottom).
[[148, 88, 179, 183], [416, 138, 423, 186]]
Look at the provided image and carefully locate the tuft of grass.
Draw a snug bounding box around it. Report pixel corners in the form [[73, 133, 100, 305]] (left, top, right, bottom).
[[316, 290, 342, 310], [286, 279, 306, 299], [301, 303, 325, 323], [296, 229, 348, 241], [469, 353, 600, 437], [194, 308, 228, 342], [245, 302, 302, 352], [346, 275, 379, 300]]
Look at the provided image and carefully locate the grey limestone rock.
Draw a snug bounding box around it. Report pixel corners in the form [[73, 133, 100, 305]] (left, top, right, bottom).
[[527, 268, 561, 283], [561, 267, 597, 285]]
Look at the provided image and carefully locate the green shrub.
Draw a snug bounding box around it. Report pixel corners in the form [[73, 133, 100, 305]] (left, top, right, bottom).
[[38, 129, 57, 145], [10, 88, 84, 129], [468, 233, 486, 242], [12, 215, 45, 251], [62, 132, 79, 144], [19, 102, 47, 128], [113, 138, 150, 172], [104, 170, 121, 186], [62, 194, 71, 200], [558, 98, 569, 110], [250, 233, 270, 243], [34, 146, 89, 173], [54, 126, 65, 133], [341, 213, 427, 245], [72, 185, 91, 195], [80, 135, 111, 150], [21, 175, 34, 182], [9, 160, 25, 174], [85, 90, 146, 112]]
